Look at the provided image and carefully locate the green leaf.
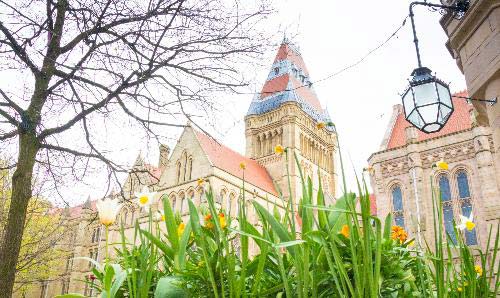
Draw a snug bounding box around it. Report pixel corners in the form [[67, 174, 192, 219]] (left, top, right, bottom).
[[162, 195, 179, 250], [176, 221, 192, 270], [252, 201, 296, 258], [140, 229, 174, 258], [154, 276, 188, 298], [273, 239, 306, 248]]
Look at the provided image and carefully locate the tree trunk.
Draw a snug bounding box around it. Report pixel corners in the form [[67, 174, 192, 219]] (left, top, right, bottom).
[[0, 133, 38, 298]]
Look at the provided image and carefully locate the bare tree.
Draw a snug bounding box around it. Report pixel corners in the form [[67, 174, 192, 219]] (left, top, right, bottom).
[[0, 0, 272, 295]]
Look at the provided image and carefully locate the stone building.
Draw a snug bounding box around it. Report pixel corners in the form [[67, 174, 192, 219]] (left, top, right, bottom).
[[368, 91, 499, 249], [21, 41, 338, 297], [440, 0, 500, 208]]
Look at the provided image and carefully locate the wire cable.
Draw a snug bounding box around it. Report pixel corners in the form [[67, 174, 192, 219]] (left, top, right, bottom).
[[236, 16, 409, 96]]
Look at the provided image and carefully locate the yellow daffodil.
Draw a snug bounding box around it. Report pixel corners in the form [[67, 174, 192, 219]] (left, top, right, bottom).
[[316, 122, 326, 129], [204, 214, 214, 229], [96, 198, 122, 226], [177, 222, 185, 236], [457, 287, 463, 292], [457, 214, 475, 231], [475, 265, 483, 277], [433, 159, 449, 170], [197, 178, 205, 187], [391, 226, 408, 243], [340, 224, 349, 238], [218, 213, 227, 229], [134, 187, 157, 210], [363, 166, 375, 175], [274, 145, 285, 155], [239, 162, 246, 170], [157, 210, 166, 222]]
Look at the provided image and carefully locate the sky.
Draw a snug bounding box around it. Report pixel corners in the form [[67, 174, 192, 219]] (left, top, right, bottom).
[[77, 0, 466, 204], [211, 0, 467, 194], [1, 0, 467, 206]]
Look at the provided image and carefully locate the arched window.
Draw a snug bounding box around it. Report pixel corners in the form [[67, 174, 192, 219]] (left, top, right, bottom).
[[188, 157, 193, 181], [176, 162, 181, 184], [439, 175, 457, 244], [391, 185, 405, 228], [121, 209, 128, 226], [274, 67, 279, 75], [456, 171, 477, 245], [217, 189, 225, 208], [179, 192, 187, 214], [182, 152, 188, 182], [170, 195, 177, 211], [229, 192, 236, 217]]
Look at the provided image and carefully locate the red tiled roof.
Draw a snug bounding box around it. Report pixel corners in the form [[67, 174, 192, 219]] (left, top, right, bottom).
[[261, 43, 323, 113], [387, 91, 472, 149], [193, 129, 278, 196], [261, 73, 289, 97], [273, 43, 310, 76], [144, 164, 162, 180]]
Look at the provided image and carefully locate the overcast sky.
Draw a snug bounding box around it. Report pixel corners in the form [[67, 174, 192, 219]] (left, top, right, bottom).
[[215, 0, 466, 194], [6, 0, 465, 206]]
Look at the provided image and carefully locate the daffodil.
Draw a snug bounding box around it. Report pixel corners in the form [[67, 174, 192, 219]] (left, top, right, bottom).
[[457, 287, 463, 292], [204, 214, 214, 229], [239, 162, 246, 170], [218, 213, 227, 229], [475, 265, 483, 277], [274, 145, 285, 155], [177, 222, 185, 236], [157, 210, 166, 222], [134, 187, 157, 210], [197, 178, 205, 187], [363, 166, 375, 175], [433, 159, 449, 170], [391, 226, 408, 243], [457, 214, 475, 231], [96, 198, 122, 226], [316, 122, 326, 129], [340, 224, 349, 238]]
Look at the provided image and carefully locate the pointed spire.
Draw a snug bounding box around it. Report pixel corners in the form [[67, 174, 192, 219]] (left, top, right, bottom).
[[83, 196, 92, 209], [246, 40, 331, 125]]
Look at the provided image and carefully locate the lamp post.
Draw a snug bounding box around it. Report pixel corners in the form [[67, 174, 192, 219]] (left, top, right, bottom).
[[401, 1, 497, 133]]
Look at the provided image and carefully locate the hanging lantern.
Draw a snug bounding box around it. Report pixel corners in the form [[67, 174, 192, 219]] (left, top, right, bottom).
[[401, 67, 453, 133]]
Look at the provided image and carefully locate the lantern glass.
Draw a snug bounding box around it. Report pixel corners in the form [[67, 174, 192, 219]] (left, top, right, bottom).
[[401, 67, 454, 134]]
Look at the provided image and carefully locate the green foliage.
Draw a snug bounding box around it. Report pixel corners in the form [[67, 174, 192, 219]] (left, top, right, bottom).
[[0, 166, 68, 295], [70, 150, 499, 297]]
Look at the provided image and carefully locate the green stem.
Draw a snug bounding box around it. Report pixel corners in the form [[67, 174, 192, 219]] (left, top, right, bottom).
[[105, 225, 109, 264]]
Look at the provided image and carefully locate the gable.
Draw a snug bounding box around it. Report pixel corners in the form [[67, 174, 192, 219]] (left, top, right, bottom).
[[158, 126, 213, 188], [384, 91, 473, 150]]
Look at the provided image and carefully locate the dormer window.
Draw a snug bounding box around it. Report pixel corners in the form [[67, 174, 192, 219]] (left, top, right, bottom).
[[300, 75, 305, 83], [292, 68, 298, 76], [274, 67, 279, 75]]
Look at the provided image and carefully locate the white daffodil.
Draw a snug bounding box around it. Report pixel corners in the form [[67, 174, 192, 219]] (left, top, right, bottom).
[[457, 214, 475, 231], [134, 187, 157, 210], [96, 198, 122, 226]]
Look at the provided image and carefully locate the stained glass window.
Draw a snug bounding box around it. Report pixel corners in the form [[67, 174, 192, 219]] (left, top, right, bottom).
[[457, 171, 471, 198], [391, 185, 405, 228], [439, 175, 456, 244], [456, 171, 477, 245]]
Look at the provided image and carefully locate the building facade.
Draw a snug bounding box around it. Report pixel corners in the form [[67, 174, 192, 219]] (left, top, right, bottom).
[[19, 41, 338, 297], [368, 91, 499, 250], [440, 0, 500, 207]]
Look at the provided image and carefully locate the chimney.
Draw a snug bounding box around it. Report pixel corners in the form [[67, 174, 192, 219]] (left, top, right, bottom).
[[158, 144, 170, 169]]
